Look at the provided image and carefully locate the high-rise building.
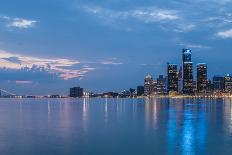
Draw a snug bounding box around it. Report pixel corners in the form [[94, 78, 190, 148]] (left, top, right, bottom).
[[197, 63, 207, 93], [182, 49, 193, 94], [206, 79, 214, 94], [178, 66, 183, 93], [156, 75, 166, 94], [144, 74, 153, 96], [213, 76, 224, 93], [224, 74, 232, 93], [137, 86, 144, 96], [129, 88, 136, 97], [152, 81, 158, 93], [167, 63, 178, 93], [70, 86, 84, 97]]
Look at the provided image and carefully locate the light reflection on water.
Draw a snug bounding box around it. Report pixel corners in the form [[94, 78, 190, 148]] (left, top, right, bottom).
[[0, 98, 232, 155]]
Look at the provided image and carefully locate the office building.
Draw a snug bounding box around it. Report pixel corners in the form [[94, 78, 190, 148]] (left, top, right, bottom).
[[167, 63, 178, 93], [137, 86, 144, 96], [182, 49, 193, 94], [197, 63, 207, 93], [144, 74, 153, 95], [213, 76, 224, 92], [224, 74, 232, 93], [156, 75, 166, 94], [70, 86, 84, 98]]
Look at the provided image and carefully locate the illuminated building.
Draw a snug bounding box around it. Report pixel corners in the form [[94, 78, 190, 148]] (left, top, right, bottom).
[[156, 75, 166, 94], [213, 76, 224, 93], [144, 74, 153, 96], [182, 49, 193, 95], [224, 74, 232, 94], [167, 63, 178, 93], [197, 63, 207, 93]]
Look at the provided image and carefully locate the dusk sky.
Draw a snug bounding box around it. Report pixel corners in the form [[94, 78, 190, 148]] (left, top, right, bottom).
[[0, 0, 232, 95]]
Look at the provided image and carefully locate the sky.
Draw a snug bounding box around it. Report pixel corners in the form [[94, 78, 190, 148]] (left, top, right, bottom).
[[0, 0, 232, 95]]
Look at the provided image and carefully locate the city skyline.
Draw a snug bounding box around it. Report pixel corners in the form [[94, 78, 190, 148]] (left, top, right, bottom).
[[0, 0, 232, 95]]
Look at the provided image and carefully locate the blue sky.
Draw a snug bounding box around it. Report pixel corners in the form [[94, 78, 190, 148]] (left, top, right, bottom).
[[0, 0, 232, 95]]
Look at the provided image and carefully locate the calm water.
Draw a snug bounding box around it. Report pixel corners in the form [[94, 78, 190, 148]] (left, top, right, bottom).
[[0, 98, 232, 155]]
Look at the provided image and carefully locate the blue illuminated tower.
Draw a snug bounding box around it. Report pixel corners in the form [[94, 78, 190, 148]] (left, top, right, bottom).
[[182, 49, 193, 95]]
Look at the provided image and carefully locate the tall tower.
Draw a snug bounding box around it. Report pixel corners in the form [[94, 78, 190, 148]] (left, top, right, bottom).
[[182, 49, 193, 95], [197, 63, 207, 93], [144, 74, 153, 96], [167, 63, 178, 93], [224, 74, 232, 94]]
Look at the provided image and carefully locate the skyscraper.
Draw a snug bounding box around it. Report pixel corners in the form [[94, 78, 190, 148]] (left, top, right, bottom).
[[224, 74, 232, 94], [70, 86, 84, 98], [213, 76, 224, 93], [197, 63, 207, 93], [167, 63, 178, 93], [144, 74, 153, 96], [137, 86, 144, 96], [182, 49, 193, 95], [156, 75, 166, 94]]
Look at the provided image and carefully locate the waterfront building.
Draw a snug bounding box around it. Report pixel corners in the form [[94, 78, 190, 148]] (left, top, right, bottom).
[[213, 76, 224, 93], [144, 74, 153, 96], [156, 75, 166, 94], [197, 63, 207, 93], [193, 81, 197, 94], [224, 74, 232, 94], [103, 92, 119, 98], [182, 49, 193, 95], [167, 63, 178, 93], [152, 81, 158, 94], [70, 86, 84, 98], [206, 79, 214, 94], [129, 88, 136, 97], [137, 86, 144, 96], [177, 66, 183, 93]]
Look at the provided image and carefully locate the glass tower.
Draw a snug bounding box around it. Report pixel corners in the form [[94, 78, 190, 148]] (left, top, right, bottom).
[[182, 49, 193, 94], [197, 63, 207, 93], [167, 63, 178, 93]]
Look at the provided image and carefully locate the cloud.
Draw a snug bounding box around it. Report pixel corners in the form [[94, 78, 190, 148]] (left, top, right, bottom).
[[0, 50, 95, 80], [83, 6, 179, 23], [217, 29, 232, 38], [100, 58, 123, 65], [100, 61, 123, 65], [82, 5, 199, 33], [178, 42, 210, 49], [81, 58, 123, 65], [0, 16, 37, 29], [15, 80, 33, 84], [8, 18, 37, 28]]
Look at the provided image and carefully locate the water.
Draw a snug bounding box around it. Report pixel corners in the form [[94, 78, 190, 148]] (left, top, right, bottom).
[[0, 98, 232, 155]]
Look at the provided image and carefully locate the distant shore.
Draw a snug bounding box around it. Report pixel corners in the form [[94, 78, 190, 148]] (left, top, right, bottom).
[[1, 95, 232, 99]]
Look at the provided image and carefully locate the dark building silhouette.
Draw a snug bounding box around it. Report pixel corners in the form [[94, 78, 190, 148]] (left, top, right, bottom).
[[213, 76, 224, 92], [137, 86, 144, 96], [167, 63, 178, 93], [182, 49, 193, 94], [156, 75, 166, 94], [224, 74, 232, 93], [197, 63, 207, 93], [70, 87, 83, 97]]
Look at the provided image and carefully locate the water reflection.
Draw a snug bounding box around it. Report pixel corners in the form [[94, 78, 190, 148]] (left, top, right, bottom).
[[1, 98, 232, 154], [83, 98, 89, 132]]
